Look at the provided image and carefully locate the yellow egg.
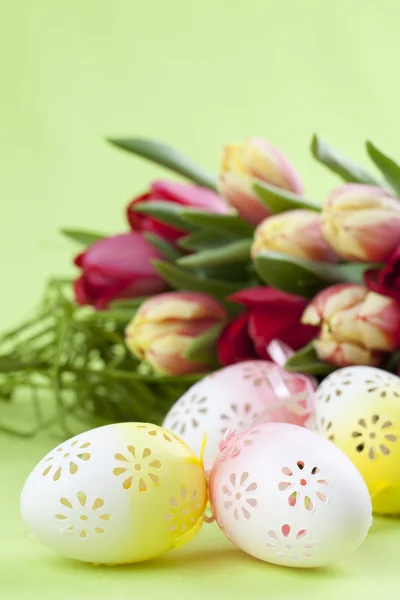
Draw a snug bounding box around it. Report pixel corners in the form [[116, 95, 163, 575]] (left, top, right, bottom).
[[315, 366, 400, 514], [20, 423, 207, 563]]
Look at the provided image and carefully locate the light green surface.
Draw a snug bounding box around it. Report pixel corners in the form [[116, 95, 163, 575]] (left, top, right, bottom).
[[1, 431, 400, 599], [2, 0, 400, 597]]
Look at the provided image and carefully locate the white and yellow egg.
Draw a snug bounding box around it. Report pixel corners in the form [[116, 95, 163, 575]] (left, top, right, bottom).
[[20, 423, 207, 564]]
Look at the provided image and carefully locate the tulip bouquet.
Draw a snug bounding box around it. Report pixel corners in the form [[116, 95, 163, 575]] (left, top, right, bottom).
[[2, 133, 400, 435]]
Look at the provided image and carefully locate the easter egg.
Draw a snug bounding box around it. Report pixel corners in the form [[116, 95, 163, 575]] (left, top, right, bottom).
[[163, 360, 314, 463], [20, 423, 207, 564], [315, 366, 400, 514], [209, 423, 372, 568]]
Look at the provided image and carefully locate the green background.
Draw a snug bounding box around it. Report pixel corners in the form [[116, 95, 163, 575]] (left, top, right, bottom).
[[2, 0, 400, 597]]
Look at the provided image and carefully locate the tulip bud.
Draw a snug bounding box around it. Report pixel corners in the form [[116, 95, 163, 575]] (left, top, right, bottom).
[[321, 184, 400, 262], [125, 292, 227, 376], [73, 232, 168, 310], [252, 209, 339, 263], [219, 137, 304, 226], [127, 180, 229, 245], [302, 283, 400, 367]]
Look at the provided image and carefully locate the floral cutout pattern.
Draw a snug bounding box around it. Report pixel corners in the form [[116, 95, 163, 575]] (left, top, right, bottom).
[[223, 472, 258, 520], [167, 394, 208, 435], [55, 491, 110, 539], [318, 417, 335, 442], [42, 439, 91, 481], [219, 428, 260, 461], [352, 415, 398, 459], [364, 372, 400, 399], [278, 461, 329, 512], [165, 484, 203, 534], [316, 371, 352, 404], [242, 363, 272, 387], [113, 446, 161, 491], [265, 524, 317, 561], [135, 424, 182, 443], [219, 404, 260, 436]]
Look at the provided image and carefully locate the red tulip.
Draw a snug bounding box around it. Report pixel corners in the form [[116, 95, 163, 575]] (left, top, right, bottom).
[[127, 180, 229, 245], [73, 232, 168, 310], [365, 246, 400, 302], [217, 287, 317, 366]]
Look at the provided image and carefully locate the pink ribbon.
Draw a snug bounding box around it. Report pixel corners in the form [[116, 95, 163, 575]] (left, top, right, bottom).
[[249, 339, 317, 427]]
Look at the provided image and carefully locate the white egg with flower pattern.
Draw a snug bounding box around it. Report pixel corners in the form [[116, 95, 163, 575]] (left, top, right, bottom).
[[315, 366, 400, 514], [163, 360, 314, 463], [20, 423, 207, 564], [209, 423, 372, 567]]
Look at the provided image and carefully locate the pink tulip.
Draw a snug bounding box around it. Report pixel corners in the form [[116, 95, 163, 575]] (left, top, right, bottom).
[[321, 184, 400, 262], [252, 209, 339, 263], [127, 180, 229, 245], [125, 292, 227, 376], [218, 137, 304, 226], [73, 232, 168, 310], [302, 283, 400, 367]]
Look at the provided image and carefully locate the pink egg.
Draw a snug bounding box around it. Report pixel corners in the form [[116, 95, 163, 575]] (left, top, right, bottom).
[[163, 361, 315, 463], [209, 423, 372, 568]]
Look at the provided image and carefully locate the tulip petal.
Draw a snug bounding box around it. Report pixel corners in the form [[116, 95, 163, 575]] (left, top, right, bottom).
[[136, 292, 227, 322], [146, 334, 209, 376], [314, 339, 384, 368], [359, 292, 400, 350], [217, 314, 256, 365], [228, 287, 308, 310], [249, 309, 317, 358]]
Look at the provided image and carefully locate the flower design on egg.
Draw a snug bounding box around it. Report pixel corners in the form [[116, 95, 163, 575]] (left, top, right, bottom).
[[364, 372, 400, 399], [135, 423, 182, 443], [219, 428, 260, 460], [265, 524, 318, 561], [278, 461, 329, 511], [41, 439, 91, 481], [167, 394, 208, 436], [318, 416, 335, 442], [165, 484, 203, 534], [316, 372, 352, 404], [222, 472, 258, 520], [55, 491, 110, 539], [219, 403, 260, 436], [352, 415, 398, 459], [242, 363, 271, 387], [113, 446, 162, 492]]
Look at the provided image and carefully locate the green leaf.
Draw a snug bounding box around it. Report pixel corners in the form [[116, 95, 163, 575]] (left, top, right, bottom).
[[143, 232, 182, 261], [60, 229, 105, 246], [107, 137, 217, 190], [82, 308, 135, 324], [182, 323, 225, 363], [177, 239, 252, 269], [253, 182, 321, 214], [181, 210, 255, 237], [178, 230, 233, 252], [255, 251, 368, 297], [284, 343, 336, 375], [153, 261, 245, 299], [311, 134, 385, 187], [132, 201, 197, 232], [0, 356, 47, 373], [110, 297, 150, 309], [366, 141, 400, 196]]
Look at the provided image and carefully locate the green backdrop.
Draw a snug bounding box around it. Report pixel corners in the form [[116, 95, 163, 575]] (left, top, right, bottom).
[[2, 1, 400, 597]]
